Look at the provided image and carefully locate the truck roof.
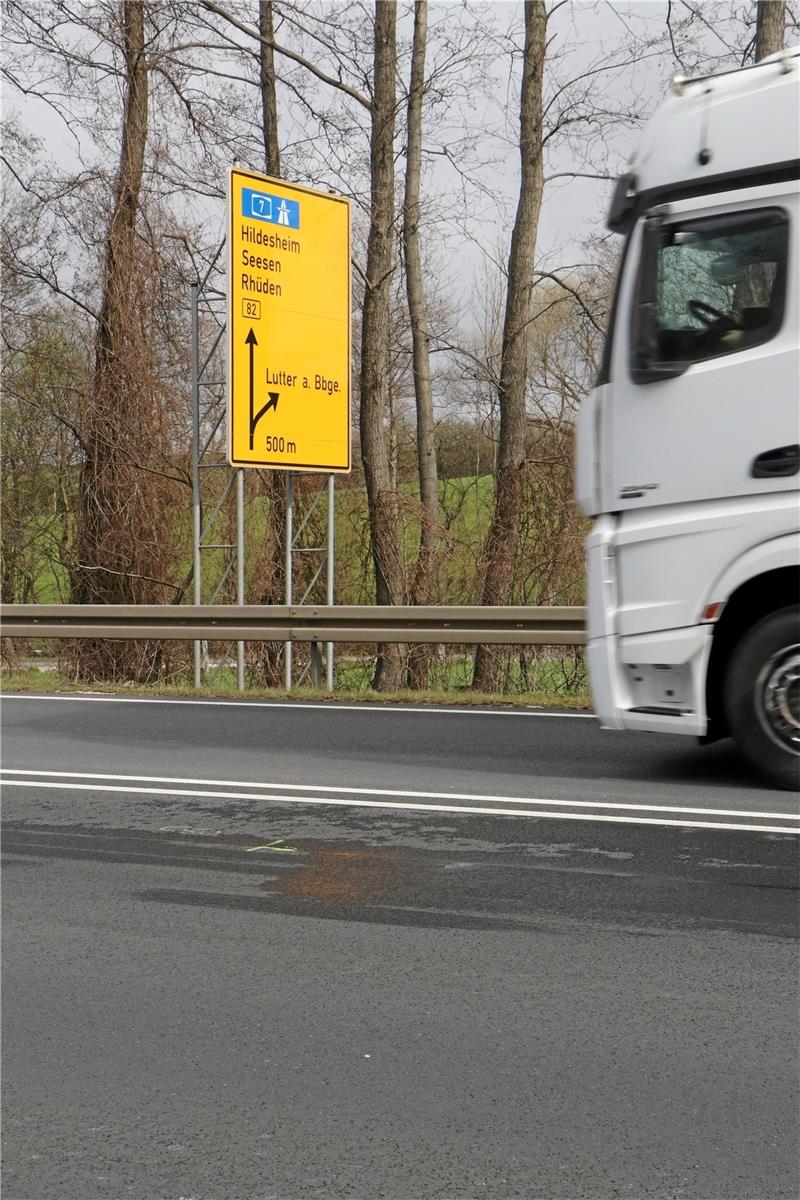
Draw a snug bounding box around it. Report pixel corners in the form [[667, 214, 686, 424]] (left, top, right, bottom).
[[608, 49, 800, 231]]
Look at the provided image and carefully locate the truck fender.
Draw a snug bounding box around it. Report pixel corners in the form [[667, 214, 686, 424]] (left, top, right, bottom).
[[703, 534, 800, 615]]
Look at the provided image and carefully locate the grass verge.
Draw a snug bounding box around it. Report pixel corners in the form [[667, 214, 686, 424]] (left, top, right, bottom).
[[0, 666, 592, 711]]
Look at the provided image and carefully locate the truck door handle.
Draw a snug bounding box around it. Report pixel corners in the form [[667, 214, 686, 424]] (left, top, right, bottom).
[[751, 444, 800, 478]]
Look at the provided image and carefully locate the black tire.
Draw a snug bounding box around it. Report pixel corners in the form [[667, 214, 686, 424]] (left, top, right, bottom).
[[724, 606, 800, 791]]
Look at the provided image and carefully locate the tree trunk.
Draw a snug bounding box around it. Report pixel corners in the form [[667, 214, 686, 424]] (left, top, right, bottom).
[[404, 0, 439, 688], [249, 0, 287, 687], [360, 0, 405, 689], [69, 0, 169, 682], [259, 0, 281, 171], [472, 0, 547, 693], [388, 375, 399, 493], [755, 0, 786, 59]]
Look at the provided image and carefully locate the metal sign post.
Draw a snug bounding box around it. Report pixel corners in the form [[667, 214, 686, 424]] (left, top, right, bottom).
[[284, 471, 293, 691], [284, 471, 335, 692], [190, 250, 245, 690], [327, 473, 335, 691]]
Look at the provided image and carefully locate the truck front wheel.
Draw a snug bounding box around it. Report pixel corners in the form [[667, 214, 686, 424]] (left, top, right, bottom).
[[724, 607, 800, 791]]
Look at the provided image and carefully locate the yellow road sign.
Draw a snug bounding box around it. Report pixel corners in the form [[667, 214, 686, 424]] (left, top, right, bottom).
[[227, 167, 351, 472]]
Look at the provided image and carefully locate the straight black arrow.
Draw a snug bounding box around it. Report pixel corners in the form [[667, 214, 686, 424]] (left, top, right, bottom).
[[246, 327, 258, 451]]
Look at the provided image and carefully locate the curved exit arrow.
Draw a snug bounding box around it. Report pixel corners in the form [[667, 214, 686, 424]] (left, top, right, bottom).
[[252, 391, 279, 438]]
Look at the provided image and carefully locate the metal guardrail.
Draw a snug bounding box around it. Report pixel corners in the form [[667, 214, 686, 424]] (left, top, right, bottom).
[[0, 604, 587, 646]]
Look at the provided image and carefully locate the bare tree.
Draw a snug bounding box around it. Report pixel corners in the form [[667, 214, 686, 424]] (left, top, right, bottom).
[[258, 0, 281, 168], [2, 1, 204, 680], [360, 0, 406, 689], [248, 0, 289, 686], [756, 0, 787, 58], [403, 0, 439, 687], [472, 0, 547, 693], [66, 1, 177, 680]]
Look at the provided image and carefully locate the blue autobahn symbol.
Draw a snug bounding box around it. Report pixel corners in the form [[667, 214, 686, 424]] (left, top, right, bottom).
[[241, 187, 300, 230]]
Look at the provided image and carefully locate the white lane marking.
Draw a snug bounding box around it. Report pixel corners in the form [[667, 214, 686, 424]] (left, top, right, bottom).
[[1, 768, 795, 823], [0, 693, 594, 719], [2, 779, 798, 834]]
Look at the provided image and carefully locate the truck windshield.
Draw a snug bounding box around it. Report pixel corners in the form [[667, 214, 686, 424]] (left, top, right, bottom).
[[654, 208, 788, 365]]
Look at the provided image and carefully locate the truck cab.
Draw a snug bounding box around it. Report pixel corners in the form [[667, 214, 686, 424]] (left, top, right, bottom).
[[575, 48, 800, 789]]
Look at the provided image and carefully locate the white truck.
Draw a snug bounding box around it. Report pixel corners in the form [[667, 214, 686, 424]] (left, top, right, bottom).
[[575, 48, 800, 789]]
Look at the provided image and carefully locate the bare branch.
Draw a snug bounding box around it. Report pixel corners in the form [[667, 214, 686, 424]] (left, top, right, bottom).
[[199, 0, 372, 111]]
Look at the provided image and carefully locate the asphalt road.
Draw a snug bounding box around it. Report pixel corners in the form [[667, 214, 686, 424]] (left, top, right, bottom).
[[2, 693, 799, 1200]]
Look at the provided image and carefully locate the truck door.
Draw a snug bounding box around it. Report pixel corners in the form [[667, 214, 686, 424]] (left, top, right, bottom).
[[606, 186, 798, 514]]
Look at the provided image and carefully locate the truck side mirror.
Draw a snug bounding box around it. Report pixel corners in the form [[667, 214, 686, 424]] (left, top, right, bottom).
[[607, 171, 638, 233]]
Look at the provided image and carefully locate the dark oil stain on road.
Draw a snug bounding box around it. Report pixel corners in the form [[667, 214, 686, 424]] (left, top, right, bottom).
[[3, 817, 797, 938]]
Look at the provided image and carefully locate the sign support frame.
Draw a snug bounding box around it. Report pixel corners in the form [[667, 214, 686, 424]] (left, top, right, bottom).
[[283, 471, 335, 692]]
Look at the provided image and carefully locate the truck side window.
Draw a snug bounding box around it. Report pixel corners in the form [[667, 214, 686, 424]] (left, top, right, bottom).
[[652, 208, 788, 366]]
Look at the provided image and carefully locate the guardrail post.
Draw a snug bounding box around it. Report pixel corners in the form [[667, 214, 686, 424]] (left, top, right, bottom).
[[310, 641, 322, 688]]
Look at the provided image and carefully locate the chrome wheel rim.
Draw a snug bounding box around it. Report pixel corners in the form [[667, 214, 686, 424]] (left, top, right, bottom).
[[757, 643, 800, 756]]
